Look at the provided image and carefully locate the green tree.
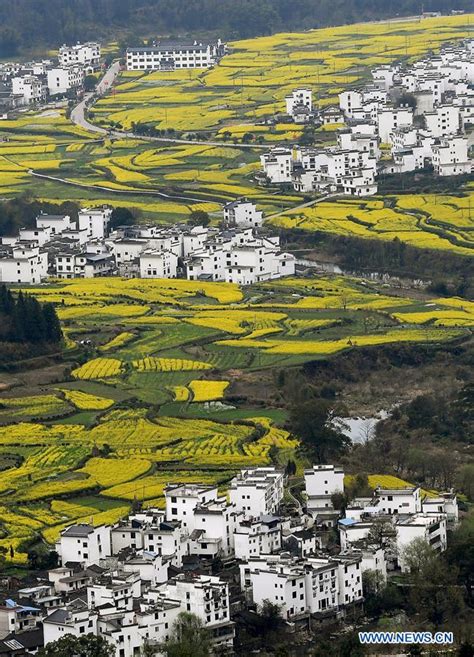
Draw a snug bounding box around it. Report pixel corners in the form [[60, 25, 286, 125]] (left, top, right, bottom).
[[162, 612, 211, 657], [289, 398, 350, 463], [446, 511, 474, 606], [38, 634, 115, 657], [84, 74, 98, 91], [109, 206, 136, 229], [43, 303, 62, 343], [188, 210, 210, 227]]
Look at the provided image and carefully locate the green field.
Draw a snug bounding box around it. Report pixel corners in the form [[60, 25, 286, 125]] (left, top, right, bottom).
[[0, 275, 471, 563], [0, 14, 473, 254]]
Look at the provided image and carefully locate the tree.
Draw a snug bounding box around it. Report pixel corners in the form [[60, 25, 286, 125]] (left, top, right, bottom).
[[84, 74, 98, 91], [402, 537, 437, 574], [188, 210, 210, 227], [43, 303, 62, 342], [289, 398, 350, 463], [38, 634, 115, 657], [109, 206, 136, 229], [162, 612, 211, 657], [446, 511, 474, 606]]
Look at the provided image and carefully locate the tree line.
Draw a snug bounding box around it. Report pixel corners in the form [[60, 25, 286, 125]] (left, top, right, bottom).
[[0, 0, 472, 56], [0, 286, 62, 344]]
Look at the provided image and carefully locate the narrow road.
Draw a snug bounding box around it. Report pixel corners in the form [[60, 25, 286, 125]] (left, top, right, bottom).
[[70, 61, 268, 149], [70, 60, 121, 135], [266, 193, 340, 220], [29, 170, 208, 204]]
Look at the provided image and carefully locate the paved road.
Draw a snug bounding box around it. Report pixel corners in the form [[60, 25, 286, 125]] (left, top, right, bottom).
[[29, 170, 207, 204], [265, 193, 340, 220], [70, 61, 121, 135], [70, 61, 268, 149]]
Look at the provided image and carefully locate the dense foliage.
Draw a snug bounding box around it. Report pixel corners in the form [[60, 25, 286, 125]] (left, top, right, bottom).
[[0, 0, 472, 55], [0, 286, 62, 344], [37, 634, 115, 657], [0, 197, 79, 237]]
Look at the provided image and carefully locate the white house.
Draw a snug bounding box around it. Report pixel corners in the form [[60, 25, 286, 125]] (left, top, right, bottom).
[[58, 42, 101, 71], [0, 243, 48, 284], [36, 214, 74, 235], [164, 483, 218, 533], [432, 135, 471, 176], [11, 75, 46, 104], [47, 65, 84, 95], [377, 107, 413, 143], [304, 465, 344, 515], [396, 514, 447, 572], [155, 574, 234, 651], [229, 467, 284, 518], [126, 39, 225, 71], [339, 90, 363, 118], [260, 148, 293, 183], [286, 88, 312, 116], [374, 486, 422, 515], [43, 599, 98, 645], [224, 199, 263, 228], [0, 600, 42, 635], [78, 206, 112, 239], [190, 497, 241, 558], [234, 515, 283, 560], [56, 524, 112, 566], [139, 249, 178, 279], [425, 104, 460, 137]]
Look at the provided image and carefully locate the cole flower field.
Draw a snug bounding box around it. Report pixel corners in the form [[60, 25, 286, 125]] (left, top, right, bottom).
[[0, 17, 473, 254], [0, 275, 471, 562]]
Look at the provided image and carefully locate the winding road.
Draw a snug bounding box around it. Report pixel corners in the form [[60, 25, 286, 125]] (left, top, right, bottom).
[[70, 61, 268, 149]]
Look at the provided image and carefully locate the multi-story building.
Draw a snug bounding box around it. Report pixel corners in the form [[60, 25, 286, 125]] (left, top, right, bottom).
[[432, 135, 471, 176], [285, 88, 313, 116], [234, 515, 283, 560], [55, 524, 112, 566], [47, 65, 84, 95], [139, 249, 178, 279], [374, 486, 422, 515], [126, 39, 226, 71], [154, 574, 235, 652], [425, 104, 461, 137], [78, 206, 112, 239], [229, 467, 284, 518], [377, 107, 413, 143], [164, 483, 218, 533], [223, 199, 263, 228], [0, 243, 48, 284], [260, 147, 293, 183], [58, 42, 101, 72], [396, 514, 447, 572], [11, 75, 46, 104], [304, 465, 345, 515]]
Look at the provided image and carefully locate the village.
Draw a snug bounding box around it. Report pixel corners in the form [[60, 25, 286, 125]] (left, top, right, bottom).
[[260, 38, 473, 195], [0, 201, 296, 285], [0, 464, 458, 655]]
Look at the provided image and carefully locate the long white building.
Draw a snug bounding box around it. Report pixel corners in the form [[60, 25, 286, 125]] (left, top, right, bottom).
[[126, 39, 226, 71]]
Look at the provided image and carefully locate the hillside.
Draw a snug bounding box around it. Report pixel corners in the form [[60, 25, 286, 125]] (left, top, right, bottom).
[[0, 0, 472, 55]]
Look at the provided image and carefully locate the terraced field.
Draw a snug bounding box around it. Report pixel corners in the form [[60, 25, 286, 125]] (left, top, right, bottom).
[[94, 14, 472, 134], [270, 193, 474, 256], [0, 15, 472, 255], [0, 275, 471, 563]]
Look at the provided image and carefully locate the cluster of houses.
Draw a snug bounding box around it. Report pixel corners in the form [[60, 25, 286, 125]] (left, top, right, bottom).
[[260, 38, 473, 196], [0, 42, 101, 113], [0, 465, 458, 655], [126, 39, 227, 71], [0, 201, 296, 285]]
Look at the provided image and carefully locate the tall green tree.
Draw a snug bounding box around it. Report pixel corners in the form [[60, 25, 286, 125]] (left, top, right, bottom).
[[289, 398, 350, 463], [38, 634, 115, 657], [162, 612, 211, 657]]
